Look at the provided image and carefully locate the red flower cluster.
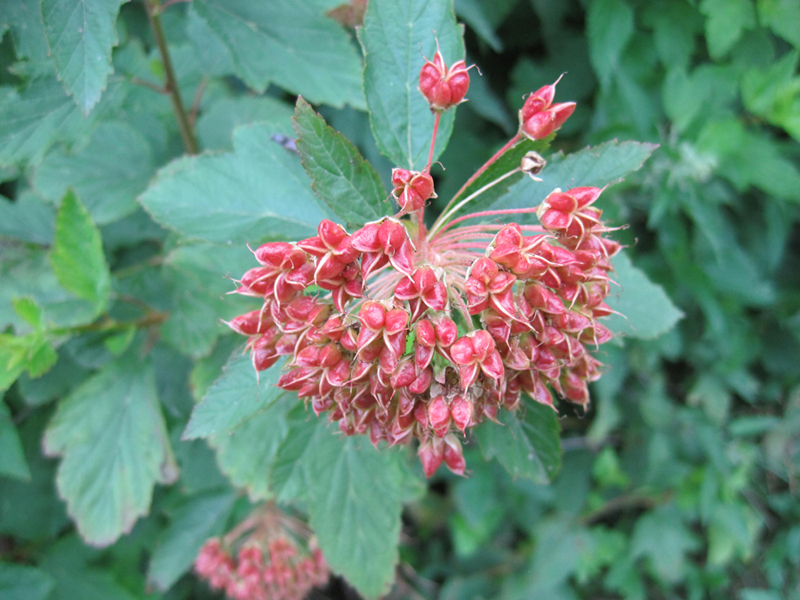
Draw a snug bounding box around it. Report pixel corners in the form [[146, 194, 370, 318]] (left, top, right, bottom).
[[195, 507, 328, 600], [225, 63, 621, 477]]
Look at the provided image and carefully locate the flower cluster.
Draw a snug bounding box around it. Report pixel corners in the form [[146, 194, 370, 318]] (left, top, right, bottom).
[[195, 505, 328, 600], [225, 48, 622, 477]]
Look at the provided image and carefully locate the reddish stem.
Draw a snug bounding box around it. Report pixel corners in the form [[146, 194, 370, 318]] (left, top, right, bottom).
[[432, 206, 539, 240]]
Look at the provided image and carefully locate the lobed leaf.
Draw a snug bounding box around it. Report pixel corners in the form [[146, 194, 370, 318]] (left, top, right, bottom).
[[475, 393, 562, 483], [49, 191, 110, 314], [359, 0, 464, 170], [139, 122, 334, 244], [293, 96, 390, 228], [43, 353, 178, 546], [192, 0, 364, 108]]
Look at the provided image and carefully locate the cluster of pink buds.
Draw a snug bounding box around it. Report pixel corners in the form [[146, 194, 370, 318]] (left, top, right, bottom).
[[226, 52, 622, 477], [519, 75, 576, 140], [195, 505, 328, 600]]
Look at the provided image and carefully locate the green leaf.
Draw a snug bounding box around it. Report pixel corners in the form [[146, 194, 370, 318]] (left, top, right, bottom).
[[43, 353, 178, 546], [184, 350, 288, 440], [12, 297, 45, 330], [604, 252, 684, 339], [139, 122, 333, 244], [758, 0, 800, 47], [359, 0, 465, 170], [0, 192, 56, 245], [293, 97, 390, 228], [272, 413, 405, 599], [49, 190, 110, 313], [160, 243, 255, 359], [34, 122, 156, 225], [700, 0, 756, 60], [475, 393, 562, 483], [0, 563, 55, 600], [148, 490, 236, 591], [192, 0, 364, 108], [196, 96, 294, 151], [0, 399, 30, 480], [0, 333, 58, 391], [41, 0, 126, 113], [210, 392, 294, 500], [587, 0, 634, 86], [493, 140, 658, 220], [455, 0, 503, 52], [630, 507, 701, 584]]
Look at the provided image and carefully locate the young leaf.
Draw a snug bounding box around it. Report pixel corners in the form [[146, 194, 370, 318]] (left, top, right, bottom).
[[0, 563, 55, 600], [43, 353, 178, 547], [34, 122, 156, 225], [293, 97, 390, 228], [604, 252, 684, 339], [0, 398, 31, 481], [49, 191, 110, 314], [191, 0, 364, 108], [41, 0, 126, 113], [183, 351, 288, 440], [272, 411, 407, 598], [148, 490, 237, 591], [139, 122, 334, 244], [475, 393, 562, 483], [359, 0, 465, 170]]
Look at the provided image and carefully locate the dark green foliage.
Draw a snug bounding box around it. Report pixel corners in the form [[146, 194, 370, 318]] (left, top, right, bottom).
[[0, 0, 798, 599]]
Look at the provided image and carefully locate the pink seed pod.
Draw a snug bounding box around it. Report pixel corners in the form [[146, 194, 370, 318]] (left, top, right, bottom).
[[419, 47, 471, 112]]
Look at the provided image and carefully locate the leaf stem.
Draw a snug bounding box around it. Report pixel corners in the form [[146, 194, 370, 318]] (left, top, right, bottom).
[[144, 0, 199, 155], [51, 311, 169, 336]]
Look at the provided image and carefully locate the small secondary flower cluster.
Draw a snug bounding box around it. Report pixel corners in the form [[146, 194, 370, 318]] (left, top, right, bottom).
[[195, 505, 328, 600], [225, 47, 620, 477]]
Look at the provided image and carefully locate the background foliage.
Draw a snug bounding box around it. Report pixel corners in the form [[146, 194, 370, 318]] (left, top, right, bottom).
[[1, 0, 799, 599]]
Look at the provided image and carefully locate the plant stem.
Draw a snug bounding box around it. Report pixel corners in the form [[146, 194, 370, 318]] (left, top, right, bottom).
[[436, 133, 521, 221], [144, 0, 199, 155], [52, 311, 169, 336]]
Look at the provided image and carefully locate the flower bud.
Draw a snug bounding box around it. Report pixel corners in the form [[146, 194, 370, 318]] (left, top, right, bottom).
[[419, 48, 470, 112], [392, 169, 436, 212]]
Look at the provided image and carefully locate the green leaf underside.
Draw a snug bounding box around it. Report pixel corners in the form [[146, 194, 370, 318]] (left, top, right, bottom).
[[294, 97, 390, 228], [41, 0, 126, 114], [0, 398, 31, 480], [492, 140, 658, 221], [43, 354, 177, 546], [272, 410, 405, 599], [34, 122, 155, 225], [49, 190, 110, 313], [184, 350, 288, 439], [360, 0, 465, 170], [457, 135, 553, 216], [0, 563, 55, 600], [192, 0, 364, 108], [475, 393, 562, 483], [148, 490, 237, 591], [604, 252, 684, 339], [139, 122, 334, 244]]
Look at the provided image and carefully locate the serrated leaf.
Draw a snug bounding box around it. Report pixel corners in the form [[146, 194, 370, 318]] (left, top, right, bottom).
[[210, 392, 294, 501], [475, 394, 562, 483], [294, 97, 390, 228], [587, 0, 634, 86], [0, 398, 31, 481], [139, 122, 334, 244], [192, 0, 363, 108], [43, 353, 178, 546], [493, 140, 658, 221], [41, 0, 126, 113], [34, 121, 156, 225], [272, 413, 405, 599], [0, 563, 55, 600], [359, 0, 464, 170], [148, 490, 236, 591], [49, 190, 110, 313], [604, 252, 683, 339], [184, 350, 288, 439]]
